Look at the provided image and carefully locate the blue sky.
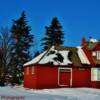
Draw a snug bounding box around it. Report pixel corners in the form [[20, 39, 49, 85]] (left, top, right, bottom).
[[0, 0, 100, 49]]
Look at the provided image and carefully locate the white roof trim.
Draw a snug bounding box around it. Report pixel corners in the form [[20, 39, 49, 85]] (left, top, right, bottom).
[[77, 46, 90, 64]]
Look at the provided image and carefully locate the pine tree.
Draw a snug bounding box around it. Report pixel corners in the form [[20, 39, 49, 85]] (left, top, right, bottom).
[[41, 17, 64, 50], [11, 11, 34, 84]]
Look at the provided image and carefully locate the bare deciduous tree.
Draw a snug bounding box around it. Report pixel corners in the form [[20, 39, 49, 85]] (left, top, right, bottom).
[[0, 28, 12, 85]]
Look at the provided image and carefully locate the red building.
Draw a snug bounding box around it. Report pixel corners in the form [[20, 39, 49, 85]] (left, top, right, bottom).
[[24, 38, 100, 89]]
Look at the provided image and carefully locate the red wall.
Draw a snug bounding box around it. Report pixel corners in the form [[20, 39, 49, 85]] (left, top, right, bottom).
[[24, 65, 100, 89], [94, 43, 100, 50], [91, 81, 100, 88], [24, 66, 37, 89], [36, 65, 58, 89], [24, 65, 59, 89], [72, 68, 91, 87]]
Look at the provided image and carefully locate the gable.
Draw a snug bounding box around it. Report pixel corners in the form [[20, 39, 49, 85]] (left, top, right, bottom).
[[83, 41, 100, 65]]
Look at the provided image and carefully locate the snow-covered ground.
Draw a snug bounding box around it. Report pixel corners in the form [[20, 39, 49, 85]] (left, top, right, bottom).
[[0, 86, 100, 100]]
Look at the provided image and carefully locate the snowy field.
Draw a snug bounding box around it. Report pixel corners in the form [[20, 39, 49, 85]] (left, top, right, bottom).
[[0, 87, 100, 100]]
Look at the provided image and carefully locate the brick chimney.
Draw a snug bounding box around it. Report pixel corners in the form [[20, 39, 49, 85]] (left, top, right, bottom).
[[81, 37, 86, 46]]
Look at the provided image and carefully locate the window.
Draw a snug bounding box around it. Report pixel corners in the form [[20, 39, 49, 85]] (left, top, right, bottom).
[[97, 68, 100, 80], [91, 68, 97, 81], [92, 51, 96, 56], [32, 67, 34, 74], [26, 67, 29, 75], [97, 51, 100, 60], [91, 68, 100, 81]]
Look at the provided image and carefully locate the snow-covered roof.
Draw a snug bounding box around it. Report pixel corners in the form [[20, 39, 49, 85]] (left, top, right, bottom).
[[77, 46, 90, 64], [24, 45, 91, 66], [89, 38, 98, 43], [39, 50, 72, 65], [24, 51, 46, 66], [24, 46, 72, 66]]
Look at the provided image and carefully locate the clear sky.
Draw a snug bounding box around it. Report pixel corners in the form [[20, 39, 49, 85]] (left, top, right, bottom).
[[0, 0, 100, 49]]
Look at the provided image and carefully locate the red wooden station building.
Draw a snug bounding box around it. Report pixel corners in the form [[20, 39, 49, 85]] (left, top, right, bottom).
[[24, 38, 100, 89]]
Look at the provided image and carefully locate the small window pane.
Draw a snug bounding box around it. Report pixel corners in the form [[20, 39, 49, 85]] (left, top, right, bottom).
[[97, 68, 100, 80], [92, 52, 96, 56], [97, 51, 100, 60]]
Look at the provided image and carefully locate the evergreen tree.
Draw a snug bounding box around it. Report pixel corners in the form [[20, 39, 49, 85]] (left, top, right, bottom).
[[11, 11, 34, 84], [41, 17, 64, 50]]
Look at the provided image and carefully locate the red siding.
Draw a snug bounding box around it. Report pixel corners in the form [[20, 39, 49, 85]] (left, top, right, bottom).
[[94, 43, 100, 50], [72, 68, 91, 87], [91, 81, 100, 88], [24, 66, 37, 89], [24, 65, 100, 89], [36, 65, 58, 89]]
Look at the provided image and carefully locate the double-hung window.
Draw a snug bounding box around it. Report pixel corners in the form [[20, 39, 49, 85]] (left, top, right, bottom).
[[91, 68, 100, 81], [97, 68, 100, 80], [97, 51, 100, 60]]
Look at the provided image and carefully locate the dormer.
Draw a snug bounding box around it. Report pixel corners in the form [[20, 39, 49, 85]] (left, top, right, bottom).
[[82, 37, 100, 65]]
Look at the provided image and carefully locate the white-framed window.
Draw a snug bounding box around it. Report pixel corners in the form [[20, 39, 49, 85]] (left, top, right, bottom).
[[97, 68, 100, 80], [31, 67, 34, 74], [97, 51, 100, 60], [26, 67, 29, 75], [91, 68, 100, 81]]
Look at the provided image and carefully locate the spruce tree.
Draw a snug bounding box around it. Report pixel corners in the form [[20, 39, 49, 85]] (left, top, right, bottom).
[[11, 11, 34, 84], [41, 17, 64, 50]]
